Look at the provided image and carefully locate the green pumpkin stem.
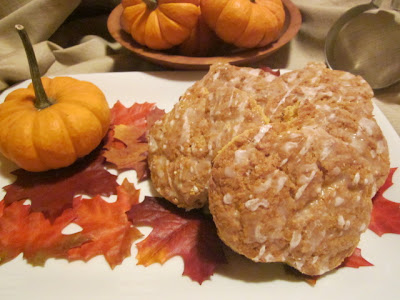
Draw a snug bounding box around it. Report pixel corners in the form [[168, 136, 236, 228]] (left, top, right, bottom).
[[143, 0, 158, 10], [15, 24, 52, 110]]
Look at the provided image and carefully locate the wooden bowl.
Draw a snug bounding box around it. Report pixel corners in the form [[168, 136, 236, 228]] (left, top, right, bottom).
[[107, 0, 302, 70]]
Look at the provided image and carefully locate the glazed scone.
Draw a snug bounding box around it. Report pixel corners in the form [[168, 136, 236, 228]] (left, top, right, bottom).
[[209, 123, 376, 276], [261, 62, 375, 121], [186, 62, 278, 98], [260, 62, 389, 189], [148, 83, 268, 210], [291, 101, 390, 190]]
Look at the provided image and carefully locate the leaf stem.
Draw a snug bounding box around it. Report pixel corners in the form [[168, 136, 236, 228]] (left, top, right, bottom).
[[15, 24, 52, 110]]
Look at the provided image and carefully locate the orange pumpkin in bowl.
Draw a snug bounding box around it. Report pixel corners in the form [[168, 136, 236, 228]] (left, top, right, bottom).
[[120, 0, 201, 50], [200, 0, 286, 48]]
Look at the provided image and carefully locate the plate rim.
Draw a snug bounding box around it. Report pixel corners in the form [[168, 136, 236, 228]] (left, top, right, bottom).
[[107, 0, 302, 70]]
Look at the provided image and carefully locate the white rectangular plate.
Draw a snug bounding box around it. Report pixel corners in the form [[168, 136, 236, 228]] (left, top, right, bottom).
[[0, 72, 399, 300]]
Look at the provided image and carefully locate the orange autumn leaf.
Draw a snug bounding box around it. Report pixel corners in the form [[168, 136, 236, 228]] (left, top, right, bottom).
[[0, 201, 29, 265], [0, 201, 88, 266], [369, 168, 400, 236], [105, 101, 164, 149], [103, 125, 149, 180], [127, 196, 227, 284], [67, 179, 142, 269], [104, 102, 164, 181]]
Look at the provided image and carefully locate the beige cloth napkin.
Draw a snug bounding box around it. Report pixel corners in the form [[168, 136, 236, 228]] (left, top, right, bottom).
[[0, 0, 399, 134]]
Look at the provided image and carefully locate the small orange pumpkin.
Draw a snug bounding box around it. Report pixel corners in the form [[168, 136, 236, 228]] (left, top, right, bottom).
[[121, 0, 201, 50], [200, 0, 286, 48], [0, 25, 111, 172]]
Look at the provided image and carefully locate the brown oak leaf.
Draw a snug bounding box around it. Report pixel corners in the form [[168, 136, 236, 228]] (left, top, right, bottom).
[[127, 196, 227, 284]]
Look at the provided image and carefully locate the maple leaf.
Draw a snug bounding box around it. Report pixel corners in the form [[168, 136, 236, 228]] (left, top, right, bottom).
[[127, 196, 227, 284], [2, 148, 118, 221], [0, 201, 29, 265], [104, 102, 164, 181], [341, 248, 373, 268], [103, 125, 149, 180], [0, 201, 88, 266], [67, 179, 142, 269], [110, 101, 165, 129], [369, 168, 400, 236]]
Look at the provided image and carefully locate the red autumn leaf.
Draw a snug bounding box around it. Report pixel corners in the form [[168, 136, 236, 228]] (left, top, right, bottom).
[[341, 248, 373, 268], [127, 196, 227, 284], [103, 125, 149, 180], [2, 149, 118, 221], [67, 179, 142, 269], [0, 201, 88, 266], [369, 168, 400, 236], [260, 66, 281, 76]]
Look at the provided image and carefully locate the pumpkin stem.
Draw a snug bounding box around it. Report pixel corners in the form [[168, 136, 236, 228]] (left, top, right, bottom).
[[143, 0, 158, 10], [15, 24, 52, 110]]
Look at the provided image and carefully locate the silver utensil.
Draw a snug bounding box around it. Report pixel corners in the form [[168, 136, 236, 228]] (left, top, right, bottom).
[[325, 0, 400, 89]]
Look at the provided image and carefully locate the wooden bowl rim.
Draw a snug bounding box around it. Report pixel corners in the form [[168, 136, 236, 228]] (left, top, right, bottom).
[[107, 0, 302, 70]]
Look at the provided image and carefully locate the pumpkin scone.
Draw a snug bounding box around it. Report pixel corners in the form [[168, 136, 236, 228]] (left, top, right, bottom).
[[148, 82, 268, 210], [290, 101, 390, 190], [186, 62, 277, 99], [260, 62, 389, 190], [209, 123, 377, 276], [260, 62, 375, 121]]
